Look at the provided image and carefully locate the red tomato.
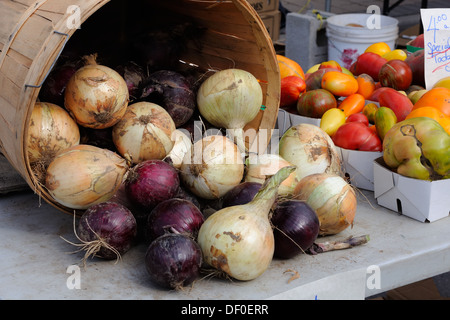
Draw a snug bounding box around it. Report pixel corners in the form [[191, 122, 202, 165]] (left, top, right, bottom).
[[280, 76, 306, 108], [332, 122, 382, 151], [378, 59, 413, 90], [346, 113, 369, 126], [405, 50, 425, 87], [354, 52, 387, 82], [368, 87, 398, 102], [378, 89, 413, 121]]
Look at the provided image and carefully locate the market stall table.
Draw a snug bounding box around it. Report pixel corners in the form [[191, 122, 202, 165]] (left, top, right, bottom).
[[0, 188, 449, 300]]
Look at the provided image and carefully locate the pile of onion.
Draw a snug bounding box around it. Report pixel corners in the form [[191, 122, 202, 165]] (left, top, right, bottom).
[[293, 172, 357, 236], [112, 102, 176, 164], [45, 144, 128, 210], [245, 153, 298, 197], [164, 129, 192, 170], [180, 135, 244, 199], [196, 69, 263, 153], [27, 102, 80, 182], [64, 54, 129, 129], [197, 166, 295, 281], [279, 123, 342, 182]]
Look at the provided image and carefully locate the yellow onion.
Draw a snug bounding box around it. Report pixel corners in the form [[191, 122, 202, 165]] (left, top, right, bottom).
[[165, 129, 192, 169], [27, 102, 80, 169], [198, 166, 296, 281], [45, 144, 128, 210], [279, 123, 342, 182], [64, 55, 129, 129], [112, 102, 176, 164], [293, 173, 357, 236], [180, 135, 244, 199], [245, 153, 298, 196], [196, 69, 263, 152]]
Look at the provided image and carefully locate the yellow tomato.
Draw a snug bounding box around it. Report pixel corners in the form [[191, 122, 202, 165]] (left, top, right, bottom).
[[364, 42, 391, 56], [405, 106, 450, 135], [433, 76, 450, 90], [382, 49, 407, 61], [320, 108, 346, 136], [306, 64, 320, 74]]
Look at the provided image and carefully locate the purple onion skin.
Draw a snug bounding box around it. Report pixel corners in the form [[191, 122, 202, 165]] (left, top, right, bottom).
[[77, 202, 137, 260], [39, 63, 79, 106], [145, 233, 202, 289], [221, 182, 262, 208], [140, 70, 195, 127], [125, 160, 180, 212], [271, 200, 320, 259], [146, 198, 204, 242], [115, 61, 145, 99]]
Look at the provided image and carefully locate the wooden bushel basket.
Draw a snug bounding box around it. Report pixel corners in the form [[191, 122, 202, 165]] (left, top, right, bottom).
[[0, 0, 280, 213]]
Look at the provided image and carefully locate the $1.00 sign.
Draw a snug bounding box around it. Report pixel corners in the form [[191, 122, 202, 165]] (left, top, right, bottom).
[[420, 8, 450, 89]]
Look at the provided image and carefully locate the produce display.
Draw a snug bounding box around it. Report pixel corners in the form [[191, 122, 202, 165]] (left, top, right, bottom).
[[31, 33, 449, 292]]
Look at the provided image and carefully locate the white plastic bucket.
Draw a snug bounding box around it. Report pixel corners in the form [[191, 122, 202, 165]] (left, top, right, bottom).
[[326, 14, 399, 69]]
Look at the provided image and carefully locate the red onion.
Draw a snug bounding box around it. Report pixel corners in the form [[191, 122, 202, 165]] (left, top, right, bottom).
[[140, 70, 196, 127], [221, 182, 262, 208], [145, 233, 203, 289], [115, 61, 146, 100], [146, 198, 204, 242], [72, 202, 137, 263], [271, 200, 320, 259], [39, 60, 80, 106], [125, 160, 180, 211]]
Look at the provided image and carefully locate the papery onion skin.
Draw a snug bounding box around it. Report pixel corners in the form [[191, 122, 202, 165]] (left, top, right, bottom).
[[293, 173, 357, 236], [180, 135, 244, 200], [279, 123, 342, 182], [125, 159, 180, 211], [146, 198, 204, 242], [271, 200, 320, 259], [245, 154, 298, 197], [27, 102, 80, 169], [64, 62, 129, 129], [145, 233, 203, 289], [45, 145, 128, 210], [221, 182, 262, 208], [140, 70, 196, 127], [77, 201, 137, 260], [112, 102, 176, 164]]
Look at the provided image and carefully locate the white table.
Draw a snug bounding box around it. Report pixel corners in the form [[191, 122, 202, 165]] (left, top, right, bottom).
[[1, 188, 449, 300]]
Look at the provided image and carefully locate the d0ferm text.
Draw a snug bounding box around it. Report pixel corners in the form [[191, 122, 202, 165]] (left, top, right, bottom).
[[181, 303, 269, 317]]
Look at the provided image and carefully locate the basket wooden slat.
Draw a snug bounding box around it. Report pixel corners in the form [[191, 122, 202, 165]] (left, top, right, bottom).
[[0, 0, 280, 214]]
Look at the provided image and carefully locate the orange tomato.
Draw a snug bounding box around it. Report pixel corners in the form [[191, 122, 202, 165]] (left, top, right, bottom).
[[321, 71, 359, 97], [405, 106, 450, 135], [338, 93, 366, 117], [412, 87, 450, 117], [356, 74, 376, 99], [277, 54, 305, 80]]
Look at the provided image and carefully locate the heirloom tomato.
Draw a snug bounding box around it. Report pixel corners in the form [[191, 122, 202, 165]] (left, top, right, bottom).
[[297, 89, 337, 118], [378, 59, 413, 91], [280, 76, 306, 108], [321, 71, 358, 97], [332, 122, 382, 151], [354, 52, 387, 81]]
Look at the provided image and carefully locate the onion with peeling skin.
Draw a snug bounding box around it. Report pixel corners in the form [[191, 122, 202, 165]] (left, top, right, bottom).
[[112, 102, 176, 164], [180, 135, 244, 200], [293, 172, 357, 236], [45, 144, 128, 210], [164, 129, 192, 169], [245, 153, 298, 197], [279, 123, 342, 182], [64, 55, 129, 129], [27, 102, 80, 178]]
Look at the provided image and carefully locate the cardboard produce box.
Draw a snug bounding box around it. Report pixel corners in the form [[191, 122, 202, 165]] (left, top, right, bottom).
[[247, 0, 279, 13], [259, 10, 281, 41], [373, 157, 450, 223], [337, 148, 382, 191], [276, 109, 321, 137]]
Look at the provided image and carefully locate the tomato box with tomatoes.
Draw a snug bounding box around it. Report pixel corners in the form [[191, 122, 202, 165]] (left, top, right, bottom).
[[373, 157, 450, 223], [337, 147, 382, 191]]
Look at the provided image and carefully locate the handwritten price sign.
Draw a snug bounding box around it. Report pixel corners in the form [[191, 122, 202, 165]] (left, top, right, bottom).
[[421, 8, 450, 89]]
